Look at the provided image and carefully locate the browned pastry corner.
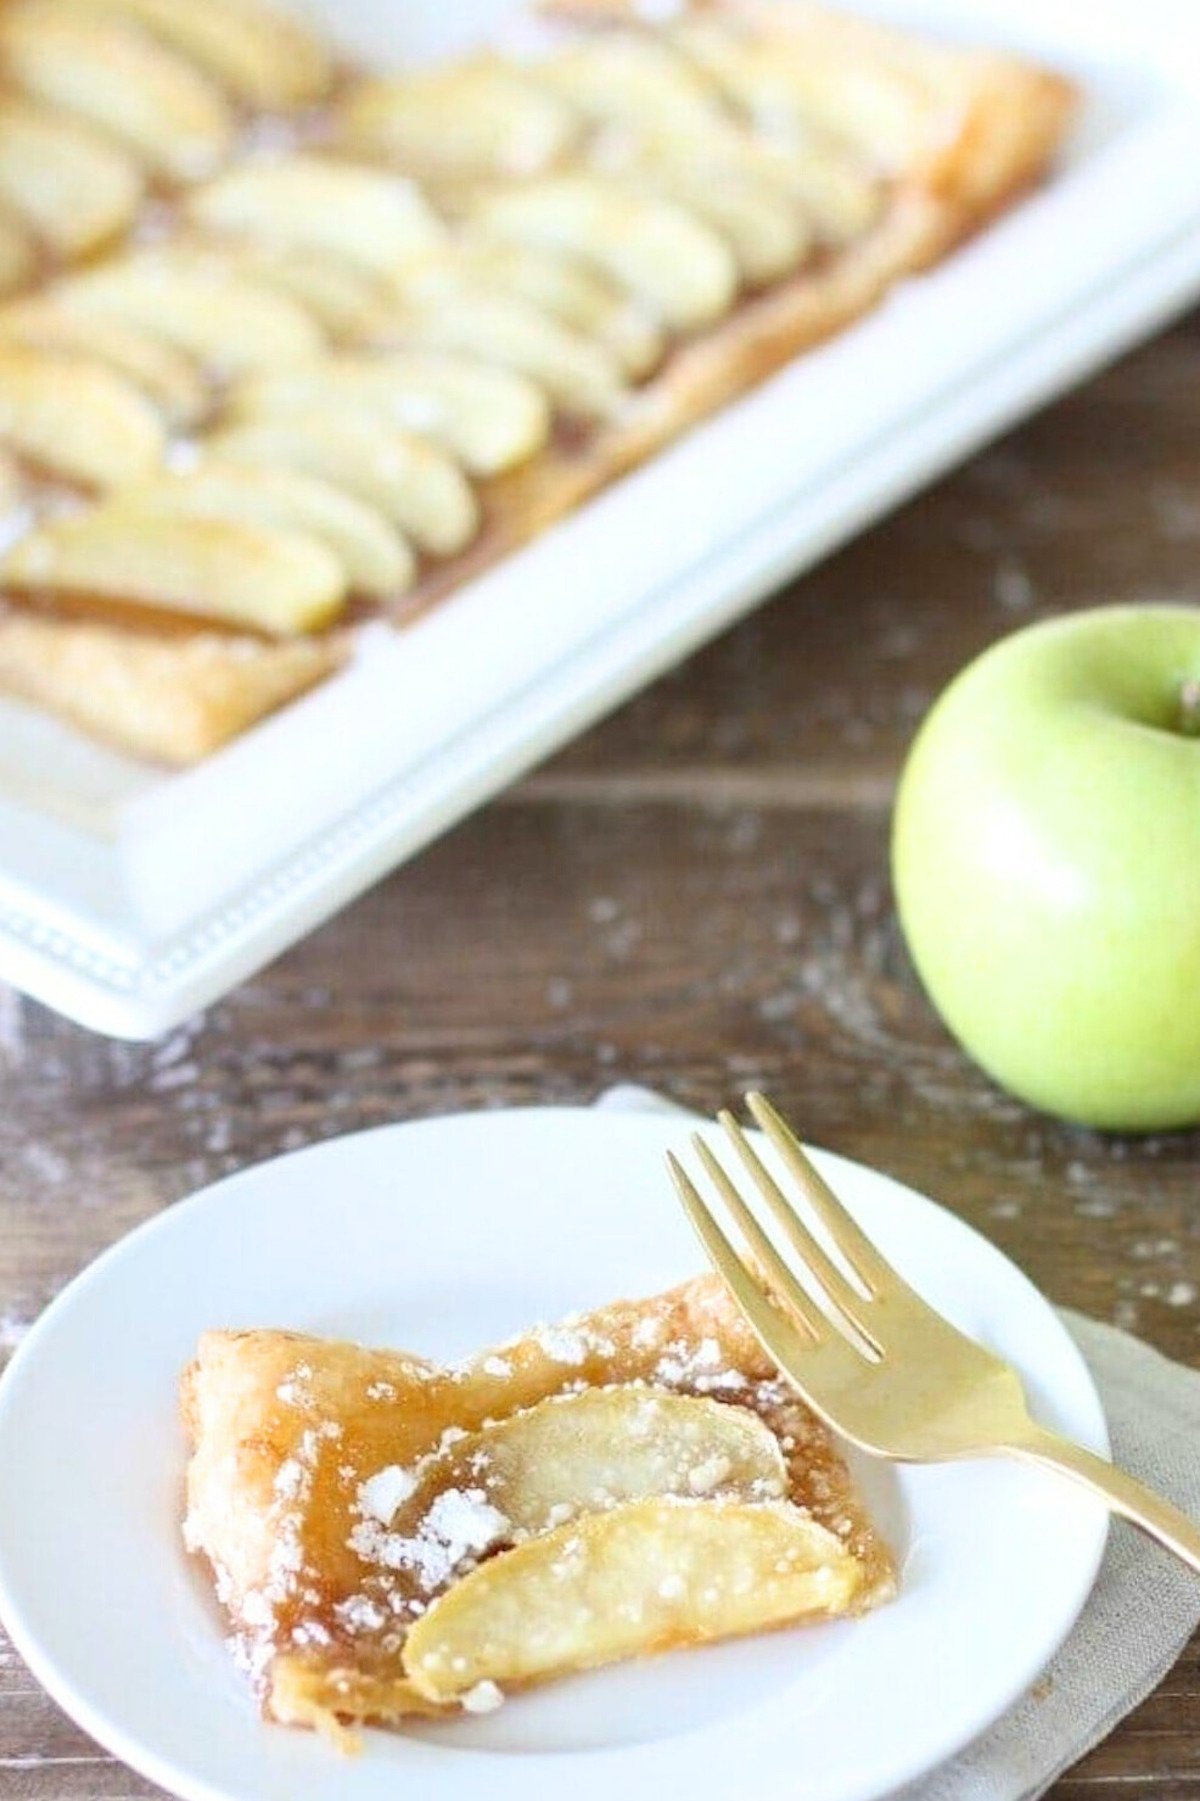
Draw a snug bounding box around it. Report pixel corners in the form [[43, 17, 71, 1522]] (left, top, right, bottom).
[[0, 611, 348, 763]]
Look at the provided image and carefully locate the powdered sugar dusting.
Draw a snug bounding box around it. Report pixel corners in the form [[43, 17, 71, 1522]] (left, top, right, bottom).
[[348, 1487, 510, 1594], [531, 1325, 588, 1366], [461, 1678, 504, 1714], [210, 1415, 343, 1687], [334, 1595, 387, 1635], [652, 1337, 748, 1393], [359, 1464, 417, 1525]]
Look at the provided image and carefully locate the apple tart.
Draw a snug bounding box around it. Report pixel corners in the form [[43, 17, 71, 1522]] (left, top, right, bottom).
[[182, 1272, 895, 1737], [0, 0, 1075, 763]]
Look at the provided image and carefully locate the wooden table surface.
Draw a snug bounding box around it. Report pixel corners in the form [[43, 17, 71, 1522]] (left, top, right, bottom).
[[2, 313, 1199, 1798]]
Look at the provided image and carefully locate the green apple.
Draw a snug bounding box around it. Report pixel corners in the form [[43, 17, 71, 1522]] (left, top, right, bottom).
[[891, 604, 1200, 1131]]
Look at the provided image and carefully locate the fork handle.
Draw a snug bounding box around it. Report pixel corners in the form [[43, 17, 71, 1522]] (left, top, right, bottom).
[[1008, 1425, 1200, 1575]]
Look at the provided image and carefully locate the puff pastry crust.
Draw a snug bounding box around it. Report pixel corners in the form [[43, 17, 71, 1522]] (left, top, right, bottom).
[[0, 610, 346, 762], [182, 1272, 896, 1735]]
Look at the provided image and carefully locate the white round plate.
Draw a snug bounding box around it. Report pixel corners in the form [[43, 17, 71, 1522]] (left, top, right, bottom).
[[0, 1107, 1109, 1801]]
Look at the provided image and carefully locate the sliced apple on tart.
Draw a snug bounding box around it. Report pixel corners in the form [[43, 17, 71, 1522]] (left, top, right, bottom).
[[377, 1386, 789, 1542], [477, 174, 740, 331], [0, 0, 235, 183], [404, 1498, 863, 1704], [50, 251, 325, 375], [590, 136, 813, 286], [59, 0, 332, 111], [0, 100, 143, 259], [0, 300, 207, 427], [207, 411, 481, 557], [188, 156, 448, 280], [181, 1273, 895, 1737], [534, 30, 728, 135], [380, 289, 629, 421], [0, 345, 166, 488], [405, 240, 666, 379], [125, 464, 415, 600], [231, 351, 551, 477], [334, 57, 578, 181], [2, 503, 347, 634]]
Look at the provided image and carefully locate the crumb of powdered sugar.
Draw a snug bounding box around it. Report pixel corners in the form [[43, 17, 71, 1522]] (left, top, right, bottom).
[[359, 1465, 418, 1526], [461, 1679, 504, 1714]]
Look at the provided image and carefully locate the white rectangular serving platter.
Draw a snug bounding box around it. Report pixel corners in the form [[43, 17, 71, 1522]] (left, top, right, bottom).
[[1, 0, 1199, 1038]]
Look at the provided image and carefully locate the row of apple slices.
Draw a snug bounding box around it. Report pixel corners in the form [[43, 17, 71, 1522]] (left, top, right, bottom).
[[0, 318, 551, 634], [23, 204, 669, 424], [0, 153, 728, 632], [0, 0, 330, 188], [0, 325, 504, 498], [0, 0, 332, 295], [335, 33, 886, 248], [0, 62, 888, 636], [191, 150, 740, 330], [270, 1385, 864, 1716], [0, 406, 488, 631], [401, 1383, 861, 1708], [188, 156, 733, 356], [0, 7, 886, 301]]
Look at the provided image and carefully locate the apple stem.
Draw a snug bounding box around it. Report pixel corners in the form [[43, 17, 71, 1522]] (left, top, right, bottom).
[[1181, 679, 1200, 738]]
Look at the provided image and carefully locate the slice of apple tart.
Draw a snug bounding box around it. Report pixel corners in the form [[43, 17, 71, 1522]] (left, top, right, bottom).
[[182, 1272, 895, 1739]]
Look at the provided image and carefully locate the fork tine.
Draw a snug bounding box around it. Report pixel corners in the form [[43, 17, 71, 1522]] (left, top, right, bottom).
[[746, 1092, 905, 1298], [666, 1151, 822, 1349], [717, 1112, 882, 1353], [689, 1136, 832, 1344]]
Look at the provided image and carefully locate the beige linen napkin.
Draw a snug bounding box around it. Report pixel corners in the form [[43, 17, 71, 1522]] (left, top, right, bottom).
[[594, 1085, 1200, 1800]]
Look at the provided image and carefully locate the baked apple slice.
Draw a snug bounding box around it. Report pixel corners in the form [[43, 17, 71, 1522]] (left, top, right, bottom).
[[411, 240, 665, 378], [2, 506, 347, 634], [60, 0, 331, 109], [0, 206, 37, 300], [384, 290, 628, 420], [0, 449, 23, 515], [190, 237, 392, 340], [477, 174, 739, 330], [367, 1388, 788, 1552], [334, 58, 578, 180], [188, 156, 447, 278], [0, 100, 143, 258], [207, 411, 480, 556], [404, 1498, 863, 1702], [52, 252, 325, 374], [0, 1, 235, 183], [130, 464, 415, 599], [232, 351, 550, 476], [0, 346, 165, 487], [672, 14, 934, 176], [593, 137, 812, 284], [536, 30, 727, 134], [726, 134, 883, 246], [0, 300, 206, 426]]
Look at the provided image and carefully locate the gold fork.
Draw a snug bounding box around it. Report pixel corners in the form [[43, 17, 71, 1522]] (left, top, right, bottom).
[[668, 1091, 1200, 1574]]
